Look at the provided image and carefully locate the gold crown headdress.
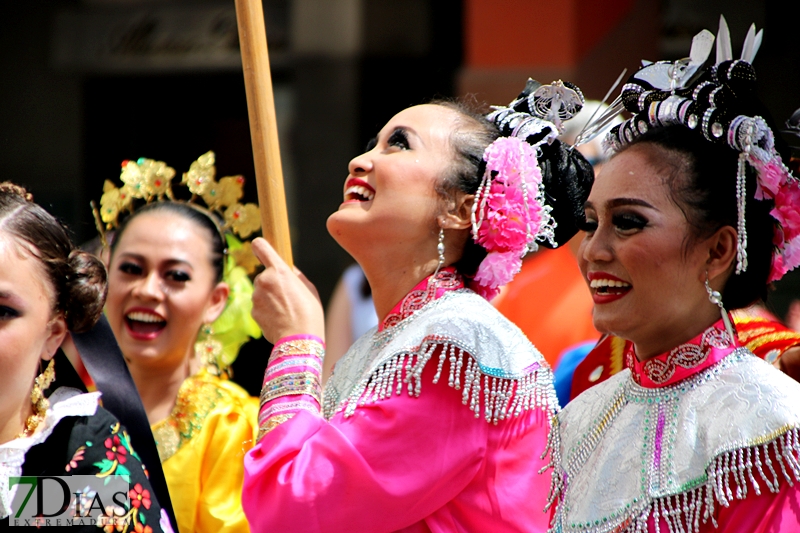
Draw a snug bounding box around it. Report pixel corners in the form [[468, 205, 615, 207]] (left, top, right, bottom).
[[96, 151, 262, 275], [94, 151, 264, 378]]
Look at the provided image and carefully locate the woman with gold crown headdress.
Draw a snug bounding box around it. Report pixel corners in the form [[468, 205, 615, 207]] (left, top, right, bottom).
[[97, 152, 262, 533]]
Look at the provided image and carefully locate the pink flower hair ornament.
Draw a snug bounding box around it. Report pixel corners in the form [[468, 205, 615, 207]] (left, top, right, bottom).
[[733, 116, 800, 283], [470, 137, 556, 299], [763, 165, 800, 282], [467, 78, 592, 299]]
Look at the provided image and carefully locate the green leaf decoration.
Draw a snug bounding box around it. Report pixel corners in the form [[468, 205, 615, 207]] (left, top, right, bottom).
[[203, 234, 262, 368], [116, 464, 131, 479], [94, 459, 115, 474]]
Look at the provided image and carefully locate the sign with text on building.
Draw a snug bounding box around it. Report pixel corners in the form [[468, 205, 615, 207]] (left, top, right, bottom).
[[8, 475, 130, 527]]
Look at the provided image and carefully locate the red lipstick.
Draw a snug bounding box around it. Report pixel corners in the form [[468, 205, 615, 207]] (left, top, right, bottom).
[[586, 271, 632, 305], [123, 307, 167, 341]]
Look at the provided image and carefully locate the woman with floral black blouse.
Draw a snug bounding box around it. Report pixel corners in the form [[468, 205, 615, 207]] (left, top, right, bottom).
[[0, 183, 168, 532]]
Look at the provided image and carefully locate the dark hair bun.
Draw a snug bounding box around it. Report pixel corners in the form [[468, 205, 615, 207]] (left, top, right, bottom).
[[537, 140, 595, 248], [64, 250, 108, 333]]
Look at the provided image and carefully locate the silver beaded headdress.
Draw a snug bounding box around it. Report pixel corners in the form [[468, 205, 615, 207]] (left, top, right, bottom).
[[577, 15, 800, 282]]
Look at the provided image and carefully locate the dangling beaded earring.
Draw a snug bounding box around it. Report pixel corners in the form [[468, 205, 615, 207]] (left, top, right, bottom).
[[432, 227, 445, 278], [705, 272, 737, 342], [19, 359, 56, 438], [194, 324, 228, 378]]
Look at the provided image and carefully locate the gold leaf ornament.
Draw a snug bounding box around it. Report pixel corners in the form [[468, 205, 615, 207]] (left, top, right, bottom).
[[202, 175, 245, 211], [98, 150, 262, 271], [224, 202, 261, 238], [143, 159, 176, 200], [99, 179, 134, 229], [120, 158, 176, 201], [182, 151, 216, 196]]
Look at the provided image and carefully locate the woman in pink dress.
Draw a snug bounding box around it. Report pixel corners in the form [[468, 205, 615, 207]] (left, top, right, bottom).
[[241, 82, 594, 532], [550, 18, 800, 532]]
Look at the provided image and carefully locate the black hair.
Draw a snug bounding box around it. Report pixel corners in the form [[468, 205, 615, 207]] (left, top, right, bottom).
[[536, 140, 595, 246], [622, 125, 774, 309], [0, 183, 108, 333], [110, 202, 226, 283]]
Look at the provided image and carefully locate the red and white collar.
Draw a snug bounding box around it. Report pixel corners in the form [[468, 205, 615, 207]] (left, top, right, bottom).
[[625, 317, 740, 388], [379, 268, 464, 331]]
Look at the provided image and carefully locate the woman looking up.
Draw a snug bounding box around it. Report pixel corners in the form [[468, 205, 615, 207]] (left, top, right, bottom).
[[550, 19, 800, 533], [242, 82, 594, 532], [100, 154, 262, 533], [0, 183, 168, 532]]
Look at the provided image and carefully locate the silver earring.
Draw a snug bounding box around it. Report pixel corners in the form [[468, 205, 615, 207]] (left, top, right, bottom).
[[705, 272, 736, 342], [433, 227, 445, 278]]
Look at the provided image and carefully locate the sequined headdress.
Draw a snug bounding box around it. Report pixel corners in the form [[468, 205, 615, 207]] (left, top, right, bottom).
[[95, 151, 263, 375], [578, 16, 800, 282], [469, 79, 588, 299]]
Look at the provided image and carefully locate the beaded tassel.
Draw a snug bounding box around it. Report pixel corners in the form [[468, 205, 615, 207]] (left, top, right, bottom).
[[551, 409, 799, 532], [602, 428, 800, 533], [735, 151, 749, 274], [331, 340, 556, 426], [542, 414, 564, 511]]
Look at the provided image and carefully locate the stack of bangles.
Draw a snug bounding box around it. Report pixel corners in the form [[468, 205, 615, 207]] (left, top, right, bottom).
[[257, 334, 325, 440]]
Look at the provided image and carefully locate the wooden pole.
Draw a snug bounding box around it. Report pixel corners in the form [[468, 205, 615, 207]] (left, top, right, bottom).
[[235, 0, 293, 265]]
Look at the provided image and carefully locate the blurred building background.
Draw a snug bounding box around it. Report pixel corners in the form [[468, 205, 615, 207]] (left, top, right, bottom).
[[1, 0, 798, 391]]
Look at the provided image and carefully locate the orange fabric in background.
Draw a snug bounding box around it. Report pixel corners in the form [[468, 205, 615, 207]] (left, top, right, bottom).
[[464, 0, 634, 68], [495, 246, 599, 366]]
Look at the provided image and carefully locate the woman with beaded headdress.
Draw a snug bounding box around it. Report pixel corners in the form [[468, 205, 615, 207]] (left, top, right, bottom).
[[97, 153, 263, 533], [0, 183, 170, 532], [549, 16, 800, 533], [240, 81, 594, 532]]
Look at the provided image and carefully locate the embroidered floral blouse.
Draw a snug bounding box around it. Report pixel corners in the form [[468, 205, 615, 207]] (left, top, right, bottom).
[[243, 269, 560, 533], [552, 318, 800, 533], [1, 388, 169, 532], [151, 369, 258, 533]]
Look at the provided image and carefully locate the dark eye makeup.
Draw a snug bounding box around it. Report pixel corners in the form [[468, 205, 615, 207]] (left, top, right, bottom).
[[577, 208, 648, 234], [577, 215, 598, 233], [119, 262, 143, 275], [387, 129, 410, 150], [0, 305, 20, 320], [612, 212, 648, 232], [166, 270, 191, 283]]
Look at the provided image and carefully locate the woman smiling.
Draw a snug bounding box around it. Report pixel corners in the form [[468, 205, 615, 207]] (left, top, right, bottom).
[[101, 155, 262, 533], [550, 20, 800, 533], [242, 82, 594, 533]]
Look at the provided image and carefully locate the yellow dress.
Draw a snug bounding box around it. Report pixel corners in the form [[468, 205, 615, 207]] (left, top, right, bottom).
[[152, 369, 259, 533]]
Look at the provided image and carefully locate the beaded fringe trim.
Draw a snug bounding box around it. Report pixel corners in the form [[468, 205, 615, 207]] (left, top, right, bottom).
[[322, 340, 557, 425], [559, 427, 800, 533]]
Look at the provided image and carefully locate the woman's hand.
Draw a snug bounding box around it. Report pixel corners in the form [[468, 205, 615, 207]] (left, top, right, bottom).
[[251, 238, 325, 344]]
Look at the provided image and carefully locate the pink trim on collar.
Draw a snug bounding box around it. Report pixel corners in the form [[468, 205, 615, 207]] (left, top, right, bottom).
[[626, 317, 740, 388], [379, 267, 464, 331]]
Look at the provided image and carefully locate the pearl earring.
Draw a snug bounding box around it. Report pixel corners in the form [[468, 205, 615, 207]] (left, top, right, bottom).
[[433, 227, 445, 278], [705, 272, 736, 342]]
